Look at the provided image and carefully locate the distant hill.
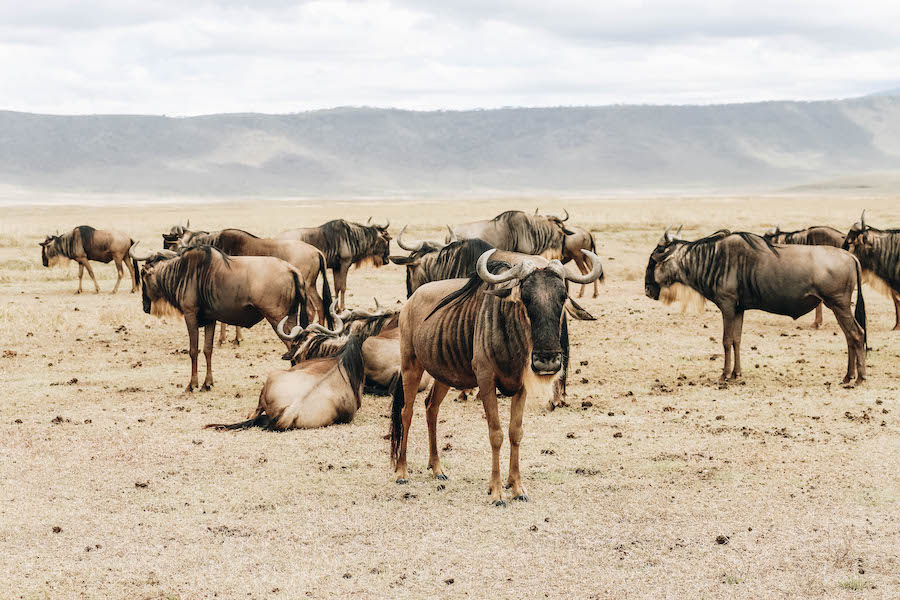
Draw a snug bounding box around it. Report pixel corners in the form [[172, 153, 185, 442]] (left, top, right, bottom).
[[2, 96, 900, 196]]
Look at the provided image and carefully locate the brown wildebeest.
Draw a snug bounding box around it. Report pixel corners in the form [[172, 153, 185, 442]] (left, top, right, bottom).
[[842, 211, 900, 331], [206, 312, 367, 430], [390, 227, 494, 298], [162, 227, 333, 329], [645, 227, 866, 384], [390, 247, 603, 505], [276, 219, 391, 311], [763, 224, 847, 328], [131, 244, 309, 392], [446, 210, 573, 260], [40, 226, 139, 294]]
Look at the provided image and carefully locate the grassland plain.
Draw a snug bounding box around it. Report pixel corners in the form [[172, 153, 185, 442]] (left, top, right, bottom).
[[0, 194, 898, 599]]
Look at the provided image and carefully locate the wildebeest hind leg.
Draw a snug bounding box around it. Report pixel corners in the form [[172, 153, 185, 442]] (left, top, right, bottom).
[[77, 263, 84, 294], [827, 301, 864, 384], [893, 291, 900, 331], [83, 260, 100, 293], [425, 381, 451, 480], [112, 258, 124, 294], [307, 282, 324, 325], [813, 302, 824, 329], [201, 323, 216, 391], [719, 310, 736, 382], [507, 389, 528, 501], [730, 312, 744, 379], [574, 255, 588, 298], [218, 323, 228, 346], [184, 315, 200, 392]]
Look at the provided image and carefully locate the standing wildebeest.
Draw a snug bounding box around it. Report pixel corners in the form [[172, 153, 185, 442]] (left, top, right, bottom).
[[40, 226, 139, 294], [207, 313, 368, 430], [131, 244, 310, 392], [390, 247, 603, 505], [276, 219, 391, 312], [645, 227, 866, 384], [162, 228, 333, 328], [534, 209, 600, 298], [763, 224, 847, 328], [446, 210, 573, 260], [842, 211, 900, 331]]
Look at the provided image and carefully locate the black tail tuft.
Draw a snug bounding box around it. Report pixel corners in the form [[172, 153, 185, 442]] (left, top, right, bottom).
[[389, 373, 404, 466], [855, 260, 867, 351], [319, 253, 334, 328], [204, 413, 272, 430], [130, 240, 140, 289]]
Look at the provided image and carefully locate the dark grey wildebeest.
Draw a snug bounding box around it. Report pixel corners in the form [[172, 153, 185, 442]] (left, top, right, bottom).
[[763, 224, 847, 328], [842, 211, 900, 331], [131, 244, 309, 392], [445, 210, 573, 260], [276, 219, 391, 312], [390, 247, 603, 505], [40, 226, 139, 294], [646, 227, 866, 384]]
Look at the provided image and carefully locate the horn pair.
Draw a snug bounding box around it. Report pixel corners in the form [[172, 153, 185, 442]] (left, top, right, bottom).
[[657, 224, 683, 246], [396, 225, 444, 252], [534, 208, 570, 221], [476, 248, 602, 285], [367, 216, 390, 229], [338, 298, 384, 321], [129, 241, 177, 262], [277, 300, 346, 341]]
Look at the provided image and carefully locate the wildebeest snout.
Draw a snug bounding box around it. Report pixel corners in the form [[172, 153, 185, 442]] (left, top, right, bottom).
[[531, 351, 562, 374]]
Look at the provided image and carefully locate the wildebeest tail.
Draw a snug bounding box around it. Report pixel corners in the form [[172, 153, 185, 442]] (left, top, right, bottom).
[[130, 240, 140, 289], [854, 258, 867, 350], [318, 253, 334, 328], [204, 413, 272, 430], [389, 373, 404, 466], [290, 270, 309, 328]]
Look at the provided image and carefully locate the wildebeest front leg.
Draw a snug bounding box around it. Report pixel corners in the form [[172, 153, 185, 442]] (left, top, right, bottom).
[[425, 381, 451, 480], [112, 258, 124, 294], [218, 323, 228, 346], [893, 290, 900, 331], [184, 315, 200, 392], [507, 389, 528, 501], [719, 309, 735, 381], [813, 302, 824, 329], [77, 263, 84, 294], [234, 327, 242, 345], [395, 361, 425, 483], [82, 260, 100, 293], [731, 311, 744, 379], [202, 323, 215, 391], [477, 377, 506, 506]]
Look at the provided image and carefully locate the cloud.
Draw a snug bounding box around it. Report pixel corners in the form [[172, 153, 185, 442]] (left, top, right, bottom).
[[0, 0, 898, 115]]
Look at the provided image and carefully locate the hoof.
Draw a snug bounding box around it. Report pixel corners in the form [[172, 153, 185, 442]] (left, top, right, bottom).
[[435, 474, 449, 481], [492, 500, 508, 508], [512, 494, 529, 502], [201, 384, 213, 391], [395, 478, 408, 485]]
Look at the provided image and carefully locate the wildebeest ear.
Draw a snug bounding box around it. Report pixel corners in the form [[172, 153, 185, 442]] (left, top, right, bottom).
[[563, 228, 576, 235], [565, 298, 595, 321], [280, 349, 295, 361], [388, 255, 415, 265], [486, 287, 513, 298]]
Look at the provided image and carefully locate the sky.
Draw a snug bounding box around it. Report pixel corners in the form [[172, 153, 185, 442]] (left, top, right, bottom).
[[2, 0, 899, 116]]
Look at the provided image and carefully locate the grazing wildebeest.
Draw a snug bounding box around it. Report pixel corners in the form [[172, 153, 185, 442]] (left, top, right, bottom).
[[645, 227, 866, 384], [280, 302, 433, 395], [162, 227, 333, 328], [276, 219, 392, 312], [390, 227, 495, 297], [763, 224, 847, 328], [390, 247, 604, 505], [40, 226, 139, 294], [842, 211, 900, 331], [446, 210, 573, 260], [206, 313, 367, 430], [131, 244, 310, 392]]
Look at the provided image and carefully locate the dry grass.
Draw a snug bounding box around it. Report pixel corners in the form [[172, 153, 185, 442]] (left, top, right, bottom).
[[1, 194, 899, 599]]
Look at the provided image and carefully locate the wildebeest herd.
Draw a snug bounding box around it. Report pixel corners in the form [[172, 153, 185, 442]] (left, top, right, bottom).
[[38, 210, 898, 505]]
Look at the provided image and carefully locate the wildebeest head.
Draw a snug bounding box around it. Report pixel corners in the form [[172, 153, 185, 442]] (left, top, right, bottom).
[[477, 247, 602, 375], [644, 224, 684, 301], [162, 220, 190, 250], [763, 224, 781, 241], [39, 235, 61, 267], [130, 242, 179, 316], [278, 301, 346, 363], [389, 225, 446, 295], [842, 210, 871, 254], [535, 208, 576, 237]]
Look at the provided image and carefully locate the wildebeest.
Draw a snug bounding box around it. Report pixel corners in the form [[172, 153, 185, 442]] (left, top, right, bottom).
[[763, 224, 847, 328], [390, 226, 495, 297], [276, 219, 392, 312], [161, 227, 333, 328], [390, 247, 604, 505], [842, 211, 900, 331], [40, 226, 139, 294], [446, 210, 573, 260], [280, 301, 433, 395], [562, 225, 599, 299], [130, 244, 310, 392], [645, 227, 866, 384]]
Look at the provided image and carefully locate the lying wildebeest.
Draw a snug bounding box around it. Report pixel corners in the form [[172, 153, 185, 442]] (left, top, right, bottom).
[[646, 227, 866, 384], [390, 226, 495, 297], [276, 219, 391, 312], [161, 227, 333, 328], [40, 226, 139, 294], [763, 224, 847, 328], [842, 211, 900, 331], [206, 313, 367, 430], [390, 247, 604, 505], [131, 244, 309, 392], [280, 301, 433, 395], [446, 210, 573, 260]]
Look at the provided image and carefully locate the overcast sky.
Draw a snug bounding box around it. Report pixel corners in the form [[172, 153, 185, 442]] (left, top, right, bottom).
[[2, 0, 899, 115]]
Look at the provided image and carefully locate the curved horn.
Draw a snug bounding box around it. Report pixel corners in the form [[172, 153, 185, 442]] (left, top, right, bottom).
[[309, 303, 345, 336], [276, 315, 303, 341], [129, 242, 154, 261], [675, 224, 683, 238], [374, 297, 382, 313], [476, 249, 528, 285], [564, 249, 603, 284], [158, 249, 178, 258], [396, 225, 424, 252], [534, 208, 539, 215], [560, 208, 569, 222], [366, 216, 373, 225], [861, 210, 866, 229], [658, 225, 673, 246]]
